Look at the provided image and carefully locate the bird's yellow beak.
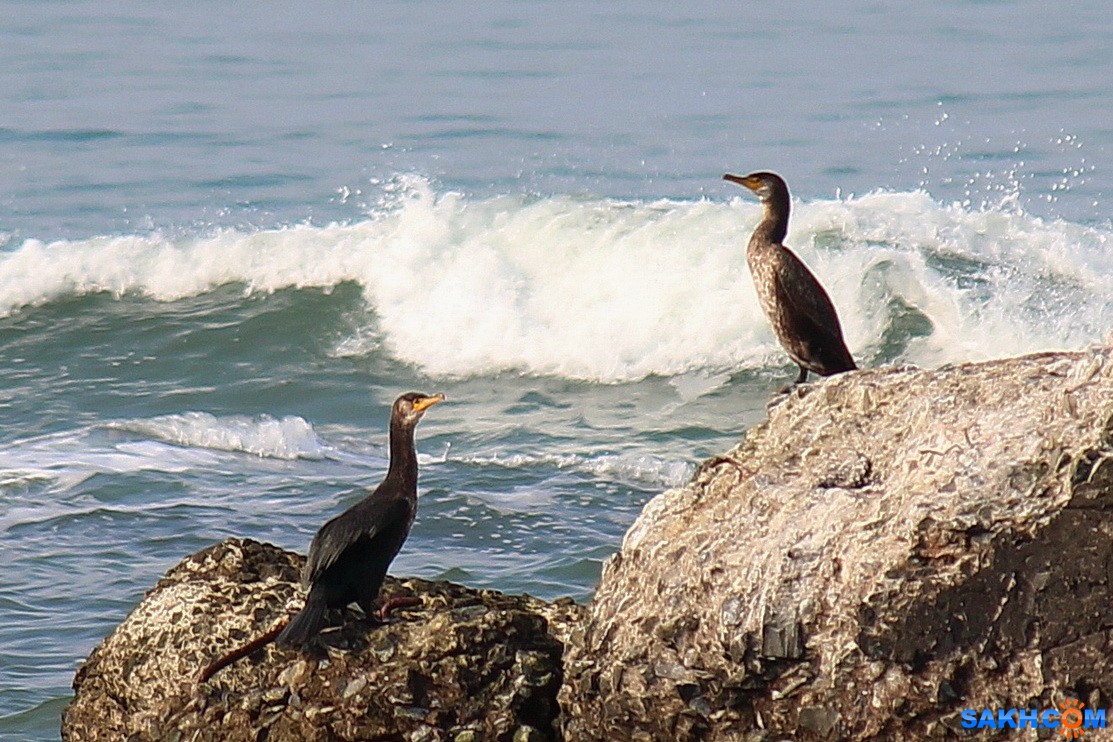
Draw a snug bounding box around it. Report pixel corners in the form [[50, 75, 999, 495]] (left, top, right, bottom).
[[723, 173, 759, 191], [413, 393, 446, 413]]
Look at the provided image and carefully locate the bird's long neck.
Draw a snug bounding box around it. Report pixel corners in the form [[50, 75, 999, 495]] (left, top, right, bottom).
[[753, 192, 790, 246], [386, 418, 419, 493]]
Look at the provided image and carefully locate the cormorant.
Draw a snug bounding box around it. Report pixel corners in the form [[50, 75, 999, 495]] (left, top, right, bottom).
[[198, 391, 444, 682], [276, 391, 445, 646], [723, 171, 857, 385]]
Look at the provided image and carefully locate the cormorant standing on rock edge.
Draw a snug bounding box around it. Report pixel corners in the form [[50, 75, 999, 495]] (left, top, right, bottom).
[[199, 391, 444, 682], [276, 391, 445, 645], [723, 171, 857, 386]]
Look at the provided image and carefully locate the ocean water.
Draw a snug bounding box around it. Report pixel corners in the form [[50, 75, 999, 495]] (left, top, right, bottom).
[[2, 1, 1112, 738]]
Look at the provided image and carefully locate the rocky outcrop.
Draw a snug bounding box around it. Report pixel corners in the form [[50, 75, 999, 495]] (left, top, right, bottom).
[[561, 349, 1113, 740], [66, 350, 1113, 741], [63, 538, 583, 742]]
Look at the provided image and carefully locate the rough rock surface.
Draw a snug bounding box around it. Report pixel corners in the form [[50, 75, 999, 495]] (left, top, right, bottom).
[[63, 537, 583, 742], [561, 349, 1113, 740]]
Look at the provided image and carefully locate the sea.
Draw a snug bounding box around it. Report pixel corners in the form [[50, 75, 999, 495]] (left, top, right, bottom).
[[2, 1, 1112, 738]]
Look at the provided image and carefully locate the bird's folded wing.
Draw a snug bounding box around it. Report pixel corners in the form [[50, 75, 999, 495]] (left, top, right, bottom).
[[303, 496, 407, 584], [775, 251, 845, 349]]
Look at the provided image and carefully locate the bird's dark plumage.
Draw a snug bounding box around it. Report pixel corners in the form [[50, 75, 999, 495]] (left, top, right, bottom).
[[276, 391, 444, 646], [723, 171, 857, 385]]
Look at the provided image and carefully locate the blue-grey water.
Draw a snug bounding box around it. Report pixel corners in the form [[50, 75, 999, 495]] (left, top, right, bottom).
[[3, 2, 1113, 738]]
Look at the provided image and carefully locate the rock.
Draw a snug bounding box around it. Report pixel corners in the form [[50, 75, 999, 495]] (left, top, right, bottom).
[[561, 349, 1113, 740], [63, 538, 584, 742]]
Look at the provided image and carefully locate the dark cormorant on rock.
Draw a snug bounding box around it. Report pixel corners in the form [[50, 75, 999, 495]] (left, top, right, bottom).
[[723, 171, 857, 385], [276, 391, 445, 646], [199, 392, 444, 682]]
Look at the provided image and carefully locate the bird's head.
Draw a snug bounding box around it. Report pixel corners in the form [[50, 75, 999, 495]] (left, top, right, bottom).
[[393, 392, 446, 426], [722, 171, 789, 203]]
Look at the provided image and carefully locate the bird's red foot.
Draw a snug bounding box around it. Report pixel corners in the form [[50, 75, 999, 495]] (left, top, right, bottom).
[[376, 595, 423, 621]]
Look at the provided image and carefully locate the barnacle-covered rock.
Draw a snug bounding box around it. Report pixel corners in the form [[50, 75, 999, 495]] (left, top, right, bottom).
[[66, 349, 1113, 740], [63, 538, 583, 741], [561, 349, 1113, 740]]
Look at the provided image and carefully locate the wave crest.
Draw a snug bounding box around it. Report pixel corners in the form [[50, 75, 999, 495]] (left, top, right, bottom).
[[108, 413, 328, 460], [3, 177, 1111, 381]]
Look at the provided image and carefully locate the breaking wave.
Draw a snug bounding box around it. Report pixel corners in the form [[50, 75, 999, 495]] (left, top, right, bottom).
[[2, 176, 1110, 381]]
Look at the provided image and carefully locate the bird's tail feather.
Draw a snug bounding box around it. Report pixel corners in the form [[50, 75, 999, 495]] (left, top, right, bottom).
[[276, 592, 327, 646]]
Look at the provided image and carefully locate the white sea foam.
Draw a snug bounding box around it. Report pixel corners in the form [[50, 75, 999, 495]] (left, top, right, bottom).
[[576, 454, 694, 488], [1, 177, 1110, 381], [107, 413, 329, 460], [461, 450, 694, 489], [0, 415, 326, 482], [0, 429, 186, 506], [0, 415, 331, 512]]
